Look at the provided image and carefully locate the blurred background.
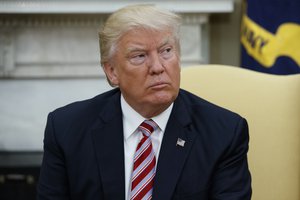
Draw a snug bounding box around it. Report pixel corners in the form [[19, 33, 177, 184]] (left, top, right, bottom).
[[0, 0, 299, 199]]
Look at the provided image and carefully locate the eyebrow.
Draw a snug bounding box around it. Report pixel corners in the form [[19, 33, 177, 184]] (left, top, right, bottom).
[[125, 37, 174, 54], [126, 46, 145, 54]]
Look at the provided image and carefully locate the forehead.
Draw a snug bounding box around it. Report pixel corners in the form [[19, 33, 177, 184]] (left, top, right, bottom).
[[119, 28, 175, 50]]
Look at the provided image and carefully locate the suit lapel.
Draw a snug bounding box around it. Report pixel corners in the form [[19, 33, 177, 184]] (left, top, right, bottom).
[[90, 91, 125, 199], [152, 93, 198, 200]]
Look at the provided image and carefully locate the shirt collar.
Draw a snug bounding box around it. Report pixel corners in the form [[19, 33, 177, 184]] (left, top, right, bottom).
[[121, 94, 173, 141]]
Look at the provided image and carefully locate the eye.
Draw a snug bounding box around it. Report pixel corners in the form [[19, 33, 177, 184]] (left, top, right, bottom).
[[129, 53, 146, 65], [161, 47, 173, 59]]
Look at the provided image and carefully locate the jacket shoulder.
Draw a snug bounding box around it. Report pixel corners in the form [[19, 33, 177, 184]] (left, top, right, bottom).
[[47, 88, 120, 133], [178, 89, 243, 120], [52, 88, 119, 117]]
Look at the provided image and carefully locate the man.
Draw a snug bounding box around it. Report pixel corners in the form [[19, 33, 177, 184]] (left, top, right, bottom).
[[38, 4, 251, 200]]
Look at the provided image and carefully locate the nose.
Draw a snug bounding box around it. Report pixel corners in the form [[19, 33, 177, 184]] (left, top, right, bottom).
[[148, 53, 165, 74]]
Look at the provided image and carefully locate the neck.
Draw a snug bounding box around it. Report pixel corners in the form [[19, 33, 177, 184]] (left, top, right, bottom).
[[137, 104, 172, 119], [126, 100, 172, 118]]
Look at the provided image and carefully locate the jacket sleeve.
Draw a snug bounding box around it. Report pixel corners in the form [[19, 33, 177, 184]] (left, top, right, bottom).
[[37, 112, 70, 200], [210, 117, 252, 200]]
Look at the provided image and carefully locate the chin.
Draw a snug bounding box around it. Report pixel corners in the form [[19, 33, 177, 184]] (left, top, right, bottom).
[[152, 92, 177, 105]]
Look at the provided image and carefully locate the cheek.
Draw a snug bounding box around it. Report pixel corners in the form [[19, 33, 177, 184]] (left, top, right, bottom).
[[119, 69, 147, 91], [169, 62, 181, 81]]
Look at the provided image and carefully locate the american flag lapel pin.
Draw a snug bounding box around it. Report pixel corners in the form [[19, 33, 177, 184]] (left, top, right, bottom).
[[176, 138, 185, 147]]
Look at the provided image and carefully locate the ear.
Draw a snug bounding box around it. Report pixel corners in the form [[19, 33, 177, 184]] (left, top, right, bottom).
[[103, 62, 119, 86]]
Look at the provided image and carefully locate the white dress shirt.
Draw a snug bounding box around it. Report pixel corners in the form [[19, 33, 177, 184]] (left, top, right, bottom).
[[121, 95, 173, 200]]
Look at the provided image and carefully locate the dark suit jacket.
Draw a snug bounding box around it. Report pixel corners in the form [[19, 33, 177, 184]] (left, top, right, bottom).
[[37, 88, 251, 200]]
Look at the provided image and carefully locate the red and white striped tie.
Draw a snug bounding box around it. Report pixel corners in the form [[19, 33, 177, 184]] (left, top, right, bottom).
[[130, 119, 158, 200]]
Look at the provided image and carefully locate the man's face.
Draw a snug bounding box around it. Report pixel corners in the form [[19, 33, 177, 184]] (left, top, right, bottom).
[[104, 28, 180, 117]]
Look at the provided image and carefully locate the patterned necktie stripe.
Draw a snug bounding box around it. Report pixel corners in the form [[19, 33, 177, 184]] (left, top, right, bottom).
[[130, 172, 155, 200], [132, 149, 154, 179], [130, 119, 158, 200], [133, 138, 151, 169], [144, 189, 153, 200], [131, 139, 155, 187], [131, 152, 155, 189]]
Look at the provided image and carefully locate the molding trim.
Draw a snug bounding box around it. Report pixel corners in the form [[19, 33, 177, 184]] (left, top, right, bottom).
[[182, 13, 208, 24], [0, 0, 234, 14], [0, 15, 106, 27], [0, 13, 208, 27]]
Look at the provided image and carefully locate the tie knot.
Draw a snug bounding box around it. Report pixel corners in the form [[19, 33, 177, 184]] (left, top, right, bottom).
[[138, 119, 158, 137]]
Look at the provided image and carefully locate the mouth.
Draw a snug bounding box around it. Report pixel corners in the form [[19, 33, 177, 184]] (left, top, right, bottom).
[[149, 82, 169, 90]]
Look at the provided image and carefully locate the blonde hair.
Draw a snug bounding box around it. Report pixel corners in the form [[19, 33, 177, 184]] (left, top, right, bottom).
[[99, 4, 182, 66]]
